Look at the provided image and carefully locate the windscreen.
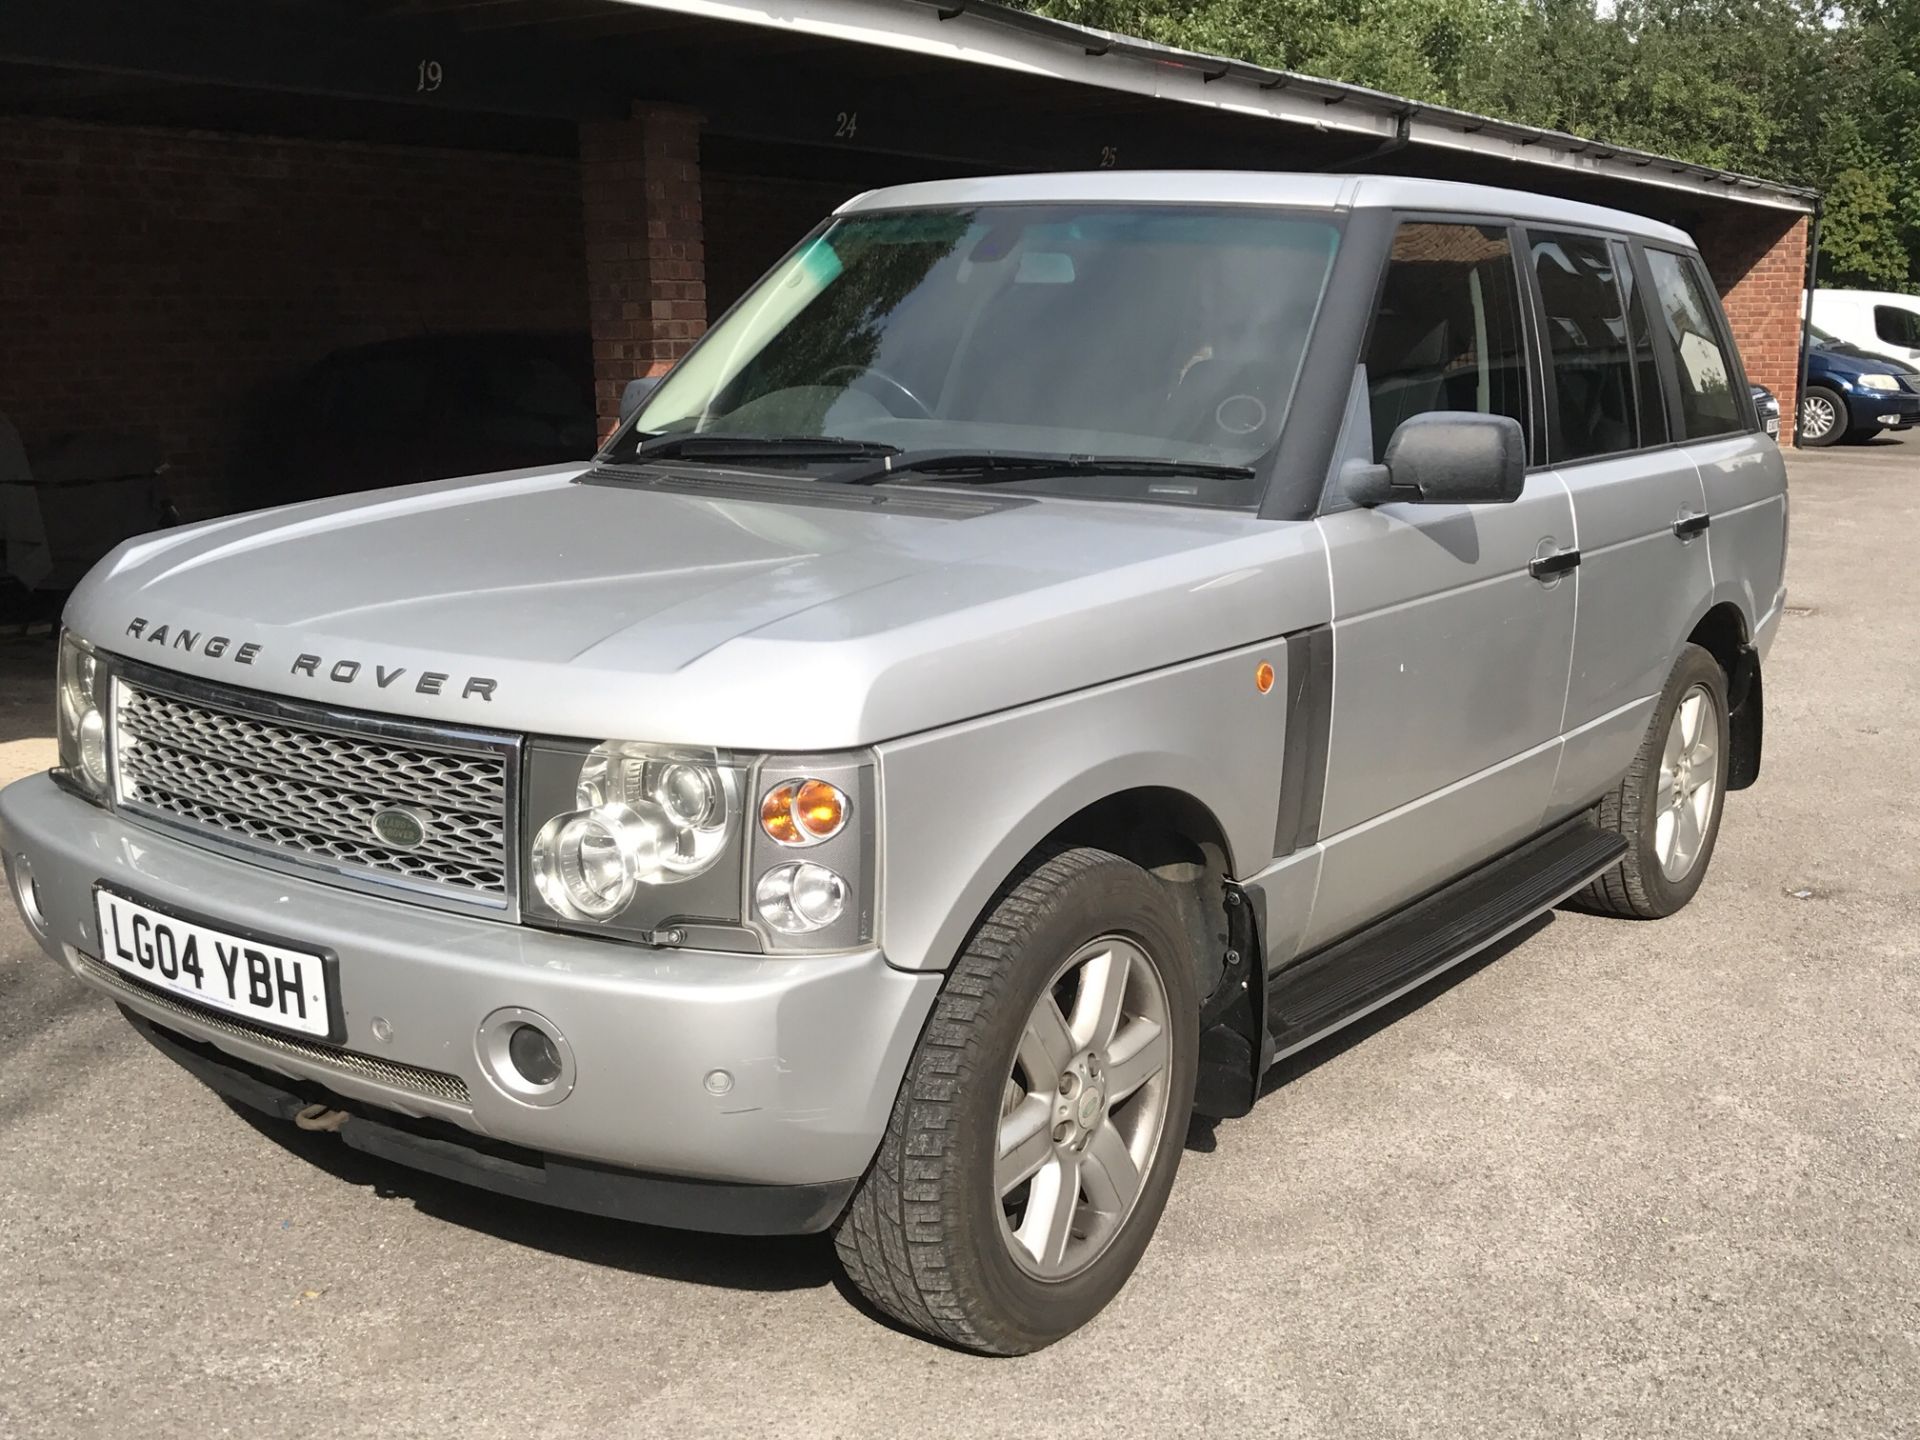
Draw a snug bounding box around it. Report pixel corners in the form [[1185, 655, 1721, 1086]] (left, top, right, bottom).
[[629, 204, 1342, 485]]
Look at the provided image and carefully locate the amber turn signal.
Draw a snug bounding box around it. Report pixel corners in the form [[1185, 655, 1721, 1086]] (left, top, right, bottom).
[[793, 779, 847, 839], [761, 782, 802, 845], [1255, 661, 1275, 695], [761, 778, 849, 845]]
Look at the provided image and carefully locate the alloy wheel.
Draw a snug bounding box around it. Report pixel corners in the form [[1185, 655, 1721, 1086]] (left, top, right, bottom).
[[1800, 393, 1839, 442], [1656, 682, 1720, 882], [995, 936, 1173, 1280]]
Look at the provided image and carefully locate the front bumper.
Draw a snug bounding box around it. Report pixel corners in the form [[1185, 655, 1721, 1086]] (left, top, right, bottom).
[[1852, 388, 1920, 429], [0, 774, 939, 1205]]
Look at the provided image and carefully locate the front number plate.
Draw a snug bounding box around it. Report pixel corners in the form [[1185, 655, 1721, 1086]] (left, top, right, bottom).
[[93, 887, 335, 1039]]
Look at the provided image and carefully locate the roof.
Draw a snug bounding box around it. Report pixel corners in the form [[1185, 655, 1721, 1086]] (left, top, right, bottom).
[[619, 0, 1817, 216], [840, 171, 1698, 246]]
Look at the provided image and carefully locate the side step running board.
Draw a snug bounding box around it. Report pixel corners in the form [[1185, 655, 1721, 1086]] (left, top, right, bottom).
[[1266, 819, 1628, 1061]]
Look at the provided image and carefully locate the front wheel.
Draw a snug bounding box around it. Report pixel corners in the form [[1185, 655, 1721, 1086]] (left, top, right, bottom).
[[834, 847, 1198, 1354], [1798, 385, 1847, 447]]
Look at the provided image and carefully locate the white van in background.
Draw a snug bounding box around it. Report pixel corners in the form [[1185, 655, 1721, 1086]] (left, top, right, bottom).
[[1809, 288, 1920, 365]]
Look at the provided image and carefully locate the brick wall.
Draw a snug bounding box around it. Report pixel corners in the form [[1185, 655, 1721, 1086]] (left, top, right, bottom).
[[0, 117, 586, 516], [1695, 211, 1810, 445], [580, 105, 705, 436]]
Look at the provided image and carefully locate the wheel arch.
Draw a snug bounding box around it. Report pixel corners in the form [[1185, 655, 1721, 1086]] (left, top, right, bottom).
[[987, 782, 1263, 1121], [877, 752, 1256, 983]]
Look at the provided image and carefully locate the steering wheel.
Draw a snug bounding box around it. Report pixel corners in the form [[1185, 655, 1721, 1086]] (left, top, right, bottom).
[[1166, 357, 1275, 447], [818, 364, 934, 420]]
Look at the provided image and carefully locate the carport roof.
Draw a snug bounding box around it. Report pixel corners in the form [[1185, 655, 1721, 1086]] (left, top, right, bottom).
[[0, 0, 1818, 217], [619, 0, 1817, 215]]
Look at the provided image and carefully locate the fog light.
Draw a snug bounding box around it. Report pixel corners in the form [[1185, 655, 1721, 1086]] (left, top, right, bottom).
[[475, 1006, 574, 1106], [507, 1024, 563, 1087], [11, 852, 46, 935]]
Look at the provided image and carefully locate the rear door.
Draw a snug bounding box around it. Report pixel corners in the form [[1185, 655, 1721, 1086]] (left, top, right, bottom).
[[1526, 230, 1713, 816], [1643, 248, 1787, 637], [1304, 217, 1576, 952]]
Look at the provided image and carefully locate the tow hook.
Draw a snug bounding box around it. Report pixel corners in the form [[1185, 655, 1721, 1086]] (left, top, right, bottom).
[[293, 1103, 350, 1133]]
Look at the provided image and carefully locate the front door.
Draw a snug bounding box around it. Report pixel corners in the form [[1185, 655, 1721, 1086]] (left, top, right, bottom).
[[1303, 218, 1576, 953]]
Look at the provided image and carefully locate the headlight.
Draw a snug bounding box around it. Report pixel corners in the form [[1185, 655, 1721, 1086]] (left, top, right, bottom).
[[521, 742, 875, 953], [574, 742, 736, 880], [1858, 373, 1900, 392], [54, 632, 109, 803], [524, 741, 743, 931]]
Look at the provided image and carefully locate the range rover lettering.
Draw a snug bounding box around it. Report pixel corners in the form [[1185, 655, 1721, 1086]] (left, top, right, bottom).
[[0, 174, 1786, 1354]]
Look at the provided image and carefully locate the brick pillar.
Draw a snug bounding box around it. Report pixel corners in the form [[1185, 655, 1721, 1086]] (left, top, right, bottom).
[[579, 104, 706, 438], [1695, 211, 1810, 445]]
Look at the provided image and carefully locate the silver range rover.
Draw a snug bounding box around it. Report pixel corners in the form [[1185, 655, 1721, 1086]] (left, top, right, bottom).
[[0, 173, 1786, 1354]]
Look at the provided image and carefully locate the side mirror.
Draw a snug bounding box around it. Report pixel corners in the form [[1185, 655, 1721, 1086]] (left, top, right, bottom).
[[1344, 412, 1526, 507], [618, 375, 660, 424]]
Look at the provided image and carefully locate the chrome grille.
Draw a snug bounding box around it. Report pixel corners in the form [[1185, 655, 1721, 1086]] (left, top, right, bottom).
[[111, 668, 519, 914], [1899, 375, 1920, 396], [80, 950, 471, 1105]]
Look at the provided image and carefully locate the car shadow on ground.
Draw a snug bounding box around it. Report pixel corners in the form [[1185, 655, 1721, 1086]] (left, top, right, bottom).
[[222, 910, 1559, 1317], [228, 1103, 842, 1293]]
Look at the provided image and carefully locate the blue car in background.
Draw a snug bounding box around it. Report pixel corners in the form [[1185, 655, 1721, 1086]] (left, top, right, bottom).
[[1799, 322, 1920, 446]]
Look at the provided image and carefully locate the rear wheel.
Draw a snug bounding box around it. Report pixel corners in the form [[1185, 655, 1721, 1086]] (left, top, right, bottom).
[[1798, 385, 1847, 446], [834, 847, 1198, 1354], [1578, 644, 1730, 919]]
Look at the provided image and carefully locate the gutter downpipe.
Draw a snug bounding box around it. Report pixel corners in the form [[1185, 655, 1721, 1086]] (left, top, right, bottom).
[[1794, 198, 1824, 449], [1325, 105, 1414, 171]]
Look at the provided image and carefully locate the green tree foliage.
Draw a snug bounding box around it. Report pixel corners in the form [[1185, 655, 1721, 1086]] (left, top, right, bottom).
[[1017, 0, 1920, 284]]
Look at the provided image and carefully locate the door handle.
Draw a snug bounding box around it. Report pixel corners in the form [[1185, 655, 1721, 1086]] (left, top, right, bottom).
[[1673, 513, 1711, 540], [1529, 549, 1581, 582]]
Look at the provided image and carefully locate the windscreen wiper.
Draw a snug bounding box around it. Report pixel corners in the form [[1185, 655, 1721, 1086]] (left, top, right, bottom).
[[832, 449, 1257, 487], [616, 432, 903, 465]]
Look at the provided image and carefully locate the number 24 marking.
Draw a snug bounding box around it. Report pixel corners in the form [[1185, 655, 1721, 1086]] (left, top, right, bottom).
[[835, 111, 859, 139]]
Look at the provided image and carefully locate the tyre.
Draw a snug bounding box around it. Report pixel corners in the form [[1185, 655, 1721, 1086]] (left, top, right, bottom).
[[834, 847, 1199, 1354], [1578, 643, 1730, 919], [1798, 385, 1847, 446]]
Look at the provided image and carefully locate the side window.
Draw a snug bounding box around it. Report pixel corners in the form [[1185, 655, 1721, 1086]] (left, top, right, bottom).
[[1361, 221, 1529, 462], [1529, 230, 1637, 460], [1645, 250, 1744, 439], [1874, 304, 1920, 348], [1614, 240, 1671, 448]]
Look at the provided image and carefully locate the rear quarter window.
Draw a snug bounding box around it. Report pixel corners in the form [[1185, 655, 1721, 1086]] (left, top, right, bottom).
[[1645, 250, 1748, 440]]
